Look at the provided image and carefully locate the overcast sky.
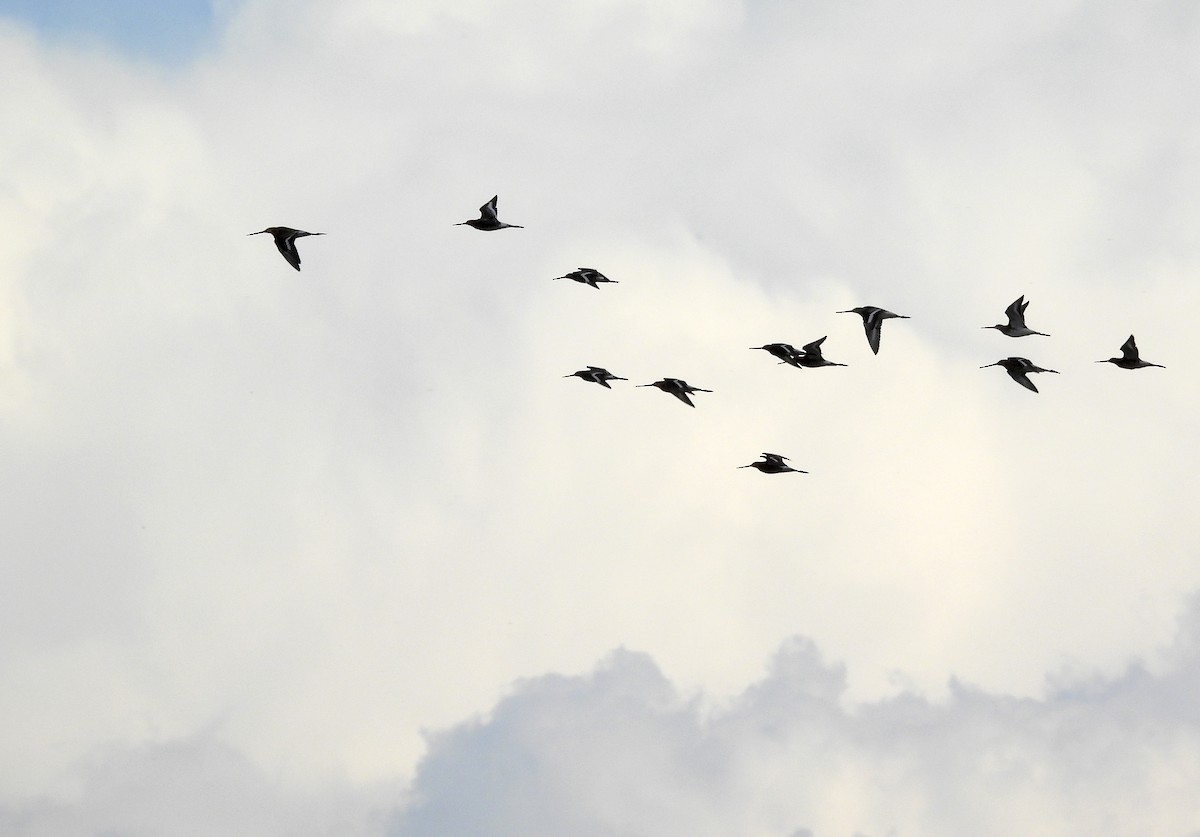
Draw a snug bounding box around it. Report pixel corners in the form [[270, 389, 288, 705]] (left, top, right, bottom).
[[2, 1, 1199, 834]]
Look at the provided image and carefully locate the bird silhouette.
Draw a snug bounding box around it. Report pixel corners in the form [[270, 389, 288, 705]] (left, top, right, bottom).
[[637, 378, 712, 407], [837, 306, 910, 354], [981, 357, 1059, 393], [455, 195, 523, 230], [984, 295, 1050, 337], [791, 336, 847, 368], [555, 268, 617, 289], [248, 227, 324, 271], [1096, 335, 1165, 369], [751, 343, 803, 367], [565, 366, 628, 388], [739, 453, 806, 474]]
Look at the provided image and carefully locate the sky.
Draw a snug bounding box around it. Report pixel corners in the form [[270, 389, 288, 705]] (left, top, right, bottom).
[[1, 0, 1199, 834]]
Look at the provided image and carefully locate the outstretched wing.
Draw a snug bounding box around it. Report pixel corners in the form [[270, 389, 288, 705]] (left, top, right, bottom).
[[800, 336, 827, 357], [1119, 335, 1140, 362], [1004, 296, 1026, 329], [478, 195, 500, 224], [275, 231, 302, 270]]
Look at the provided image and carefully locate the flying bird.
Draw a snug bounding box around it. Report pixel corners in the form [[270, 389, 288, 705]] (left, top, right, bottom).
[[248, 227, 324, 271], [739, 453, 806, 474], [837, 306, 910, 354], [1096, 335, 1165, 370], [750, 343, 803, 367], [791, 336, 847, 369], [455, 195, 523, 230], [981, 357, 1059, 393], [637, 378, 712, 407], [984, 295, 1050, 337], [555, 268, 618, 289], [564, 366, 628, 388]]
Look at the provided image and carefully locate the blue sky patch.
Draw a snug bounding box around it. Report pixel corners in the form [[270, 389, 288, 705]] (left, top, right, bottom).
[[0, 0, 217, 62]]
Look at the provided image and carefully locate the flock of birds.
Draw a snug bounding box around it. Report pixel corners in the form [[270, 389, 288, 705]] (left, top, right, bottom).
[[250, 196, 1167, 476]]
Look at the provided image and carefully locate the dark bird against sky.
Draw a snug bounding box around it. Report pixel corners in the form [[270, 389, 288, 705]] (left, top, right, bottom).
[[837, 306, 910, 355], [791, 336, 847, 369], [555, 268, 618, 289], [637, 378, 712, 408], [565, 366, 628, 388], [248, 226, 324, 271], [981, 356, 1059, 393], [739, 453, 807, 474], [455, 195, 524, 231], [1097, 335, 1165, 370], [984, 295, 1050, 337]]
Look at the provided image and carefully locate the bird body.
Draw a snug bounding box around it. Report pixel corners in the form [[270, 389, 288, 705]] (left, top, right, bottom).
[[751, 343, 803, 366], [837, 306, 910, 354], [981, 356, 1059, 393], [248, 227, 324, 271], [985, 295, 1049, 337], [556, 268, 617, 288], [565, 366, 628, 388], [792, 336, 846, 368], [1097, 335, 1165, 369], [739, 452, 806, 474], [456, 195, 523, 230], [638, 378, 712, 407]]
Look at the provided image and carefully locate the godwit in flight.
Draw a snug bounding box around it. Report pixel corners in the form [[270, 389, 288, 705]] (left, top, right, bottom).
[[637, 378, 712, 407], [751, 343, 803, 367], [791, 336, 847, 369], [981, 357, 1059, 393], [565, 367, 628, 388], [739, 453, 806, 474], [837, 306, 910, 354], [555, 268, 617, 288], [248, 227, 324, 271], [455, 195, 523, 230], [984, 295, 1049, 337], [1096, 335, 1165, 370]]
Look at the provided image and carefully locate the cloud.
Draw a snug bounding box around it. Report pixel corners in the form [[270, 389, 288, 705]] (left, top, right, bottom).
[[393, 603, 1200, 836], [8, 600, 1200, 836], [0, 734, 394, 837]]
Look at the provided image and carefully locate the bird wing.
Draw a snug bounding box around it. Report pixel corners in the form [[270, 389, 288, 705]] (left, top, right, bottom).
[[479, 196, 500, 223], [275, 231, 302, 270], [800, 336, 826, 356], [672, 390, 696, 407], [1120, 335, 1140, 362], [1006, 368, 1040, 393], [762, 453, 789, 463], [865, 320, 882, 354], [1004, 296, 1026, 329]]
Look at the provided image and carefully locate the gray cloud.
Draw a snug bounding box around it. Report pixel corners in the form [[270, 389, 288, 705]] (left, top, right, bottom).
[[0, 734, 393, 837], [394, 603, 1200, 836]]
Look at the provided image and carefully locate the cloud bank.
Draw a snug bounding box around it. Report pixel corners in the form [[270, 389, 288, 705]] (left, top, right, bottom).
[[7, 602, 1200, 836], [394, 606, 1200, 837]]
